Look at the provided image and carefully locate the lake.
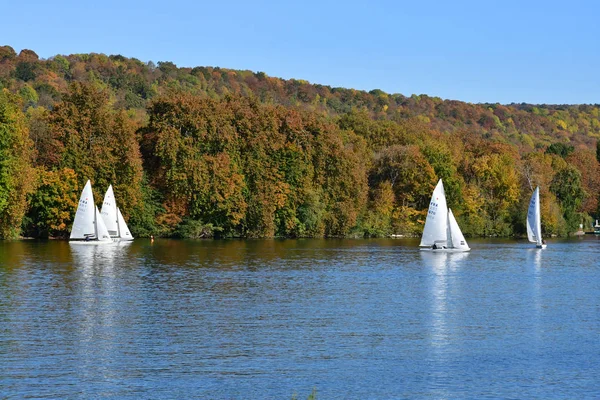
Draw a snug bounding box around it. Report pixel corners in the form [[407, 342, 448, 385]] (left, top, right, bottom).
[[1, 237, 600, 399]]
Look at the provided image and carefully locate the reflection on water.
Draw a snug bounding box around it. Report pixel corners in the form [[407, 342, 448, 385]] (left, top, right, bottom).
[[530, 248, 542, 310], [69, 242, 133, 390], [1, 238, 600, 398], [419, 251, 471, 398], [527, 247, 543, 365], [420, 251, 470, 352], [421, 251, 450, 349]]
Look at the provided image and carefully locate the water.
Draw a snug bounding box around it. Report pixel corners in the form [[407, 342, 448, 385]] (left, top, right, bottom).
[[1, 237, 600, 399]]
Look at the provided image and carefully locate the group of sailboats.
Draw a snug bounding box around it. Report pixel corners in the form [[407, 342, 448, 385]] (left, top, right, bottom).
[[420, 179, 470, 252], [420, 179, 546, 252], [71, 177, 546, 249], [69, 180, 134, 244]]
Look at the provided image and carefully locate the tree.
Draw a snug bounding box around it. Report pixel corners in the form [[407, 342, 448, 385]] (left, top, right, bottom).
[[471, 153, 520, 236], [551, 165, 585, 233], [370, 144, 436, 209], [142, 93, 246, 236], [43, 81, 145, 232], [27, 106, 62, 168], [310, 122, 368, 237], [0, 46, 16, 62], [0, 89, 35, 238], [2, 48, 600, 239], [518, 152, 562, 236], [566, 149, 600, 214], [545, 142, 574, 158], [359, 181, 395, 237], [422, 140, 463, 209], [24, 168, 79, 238]]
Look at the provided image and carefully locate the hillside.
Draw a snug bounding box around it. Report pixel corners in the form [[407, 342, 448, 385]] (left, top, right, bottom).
[[0, 45, 598, 239]]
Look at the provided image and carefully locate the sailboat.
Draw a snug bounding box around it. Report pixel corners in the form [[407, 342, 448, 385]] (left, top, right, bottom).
[[420, 179, 470, 252], [527, 186, 546, 249], [100, 184, 134, 242], [69, 180, 113, 244]]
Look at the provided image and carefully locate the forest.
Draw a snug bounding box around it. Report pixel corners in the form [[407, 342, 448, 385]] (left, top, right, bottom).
[[0, 45, 599, 239]]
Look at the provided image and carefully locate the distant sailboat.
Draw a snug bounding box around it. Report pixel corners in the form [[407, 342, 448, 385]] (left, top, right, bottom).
[[420, 179, 470, 252], [100, 184, 134, 242], [527, 187, 546, 249], [69, 180, 113, 244]]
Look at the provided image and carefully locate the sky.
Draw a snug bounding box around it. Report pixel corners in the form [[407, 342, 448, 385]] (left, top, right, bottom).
[[2, 0, 599, 104]]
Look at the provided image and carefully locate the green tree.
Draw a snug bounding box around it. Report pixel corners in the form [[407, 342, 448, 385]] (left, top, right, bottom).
[[311, 124, 368, 237], [14, 62, 37, 82], [0, 89, 36, 238], [422, 141, 463, 208], [545, 142, 574, 158], [359, 181, 395, 237], [566, 149, 600, 214], [551, 165, 585, 233], [23, 168, 79, 238], [471, 153, 520, 236], [18, 85, 38, 107]]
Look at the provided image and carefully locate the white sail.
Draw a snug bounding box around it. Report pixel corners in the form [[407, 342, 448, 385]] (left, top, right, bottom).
[[95, 206, 112, 242], [70, 180, 96, 240], [100, 184, 135, 241], [117, 207, 134, 241], [448, 208, 470, 251], [101, 185, 119, 237], [420, 179, 448, 247], [420, 180, 470, 252], [526, 187, 542, 245], [446, 211, 453, 248]]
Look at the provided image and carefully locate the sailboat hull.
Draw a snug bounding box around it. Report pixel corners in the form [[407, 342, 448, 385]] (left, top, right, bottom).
[[536, 244, 547, 249], [110, 237, 134, 243], [69, 240, 114, 245], [420, 247, 470, 253]]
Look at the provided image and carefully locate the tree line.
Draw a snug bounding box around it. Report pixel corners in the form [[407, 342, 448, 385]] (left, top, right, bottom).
[[0, 46, 599, 239]]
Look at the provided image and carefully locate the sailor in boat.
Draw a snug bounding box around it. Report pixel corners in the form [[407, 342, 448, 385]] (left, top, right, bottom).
[[432, 243, 437, 250]]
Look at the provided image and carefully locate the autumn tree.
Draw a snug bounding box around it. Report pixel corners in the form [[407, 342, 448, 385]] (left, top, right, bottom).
[[519, 152, 563, 236], [43, 81, 145, 233], [0, 89, 35, 238], [566, 148, 600, 214], [371, 144, 436, 209], [470, 153, 521, 236], [1, 48, 600, 239], [551, 165, 585, 234], [23, 168, 79, 238], [142, 92, 247, 236]]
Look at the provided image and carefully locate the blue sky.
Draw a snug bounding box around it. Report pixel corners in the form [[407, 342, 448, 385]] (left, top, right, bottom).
[[2, 0, 599, 104]]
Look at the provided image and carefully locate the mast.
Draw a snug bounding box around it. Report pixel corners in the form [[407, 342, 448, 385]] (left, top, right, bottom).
[[116, 207, 122, 238], [535, 188, 542, 245], [446, 211, 453, 248], [94, 205, 98, 240]]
